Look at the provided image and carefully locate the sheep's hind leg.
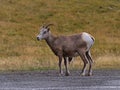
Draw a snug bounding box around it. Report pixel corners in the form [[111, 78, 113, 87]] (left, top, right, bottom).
[[77, 50, 88, 76], [86, 51, 93, 76], [81, 54, 88, 76]]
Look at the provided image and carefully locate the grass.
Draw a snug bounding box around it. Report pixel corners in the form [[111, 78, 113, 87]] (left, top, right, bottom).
[[94, 55, 120, 69], [0, 0, 120, 71]]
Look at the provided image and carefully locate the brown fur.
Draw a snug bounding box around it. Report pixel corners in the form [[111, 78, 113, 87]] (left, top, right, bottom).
[[45, 34, 87, 57]]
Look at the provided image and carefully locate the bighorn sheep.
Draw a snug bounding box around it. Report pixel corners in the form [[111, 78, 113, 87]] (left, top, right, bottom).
[[37, 24, 95, 76]]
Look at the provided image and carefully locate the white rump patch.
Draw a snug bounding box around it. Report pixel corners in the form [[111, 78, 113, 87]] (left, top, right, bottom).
[[82, 32, 94, 51]]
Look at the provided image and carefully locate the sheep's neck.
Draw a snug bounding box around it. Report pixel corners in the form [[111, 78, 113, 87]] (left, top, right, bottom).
[[45, 34, 56, 50]]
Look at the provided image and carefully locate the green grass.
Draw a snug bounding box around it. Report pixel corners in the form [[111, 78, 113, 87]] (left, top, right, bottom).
[[0, 0, 120, 71]]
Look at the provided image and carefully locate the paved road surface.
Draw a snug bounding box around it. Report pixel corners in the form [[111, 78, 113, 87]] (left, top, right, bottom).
[[0, 70, 120, 90]]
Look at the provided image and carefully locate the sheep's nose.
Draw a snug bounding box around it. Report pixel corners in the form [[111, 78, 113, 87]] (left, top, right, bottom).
[[37, 37, 40, 41]]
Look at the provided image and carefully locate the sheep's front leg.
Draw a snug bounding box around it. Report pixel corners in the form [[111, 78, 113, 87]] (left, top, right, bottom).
[[64, 57, 70, 76], [58, 56, 63, 75]]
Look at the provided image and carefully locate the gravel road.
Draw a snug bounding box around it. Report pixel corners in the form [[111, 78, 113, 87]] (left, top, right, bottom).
[[0, 70, 120, 90]]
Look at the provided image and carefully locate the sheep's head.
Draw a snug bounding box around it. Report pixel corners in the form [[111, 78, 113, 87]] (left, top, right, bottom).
[[37, 24, 53, 41]]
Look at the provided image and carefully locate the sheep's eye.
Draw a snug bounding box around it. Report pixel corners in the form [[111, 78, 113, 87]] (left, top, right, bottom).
[[43, 31, 47, 34]]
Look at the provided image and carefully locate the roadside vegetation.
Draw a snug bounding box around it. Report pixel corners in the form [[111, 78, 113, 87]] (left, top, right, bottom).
[[0, 0, 120, 71]]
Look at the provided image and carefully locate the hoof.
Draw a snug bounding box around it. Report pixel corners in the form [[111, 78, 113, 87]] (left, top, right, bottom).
[[65, 73, 70, 76], [59, 73, 63, 76], [80, 73, 86, 76], [58, 71, 63, 76], [87, 73, 93, 76]]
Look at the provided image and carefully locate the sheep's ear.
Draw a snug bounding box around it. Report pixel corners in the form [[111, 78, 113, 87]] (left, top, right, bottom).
[[47, 28, 50, 32]]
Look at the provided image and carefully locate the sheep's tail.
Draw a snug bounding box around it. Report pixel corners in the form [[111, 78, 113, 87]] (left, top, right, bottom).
[[87, 33, 95, 43], [91, 36, 95, 42]]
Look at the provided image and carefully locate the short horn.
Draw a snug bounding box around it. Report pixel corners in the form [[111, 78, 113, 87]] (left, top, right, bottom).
[[45, 24, 54, 28]]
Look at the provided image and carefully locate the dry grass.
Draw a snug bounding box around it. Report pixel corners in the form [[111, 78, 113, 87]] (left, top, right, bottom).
[[94, 55, 120, 69], [0, 55, 120, 71], [0, 0, 120, 71]]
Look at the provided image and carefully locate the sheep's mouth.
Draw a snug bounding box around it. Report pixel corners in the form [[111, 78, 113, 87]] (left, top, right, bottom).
[[37, 37, 40, 41]]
